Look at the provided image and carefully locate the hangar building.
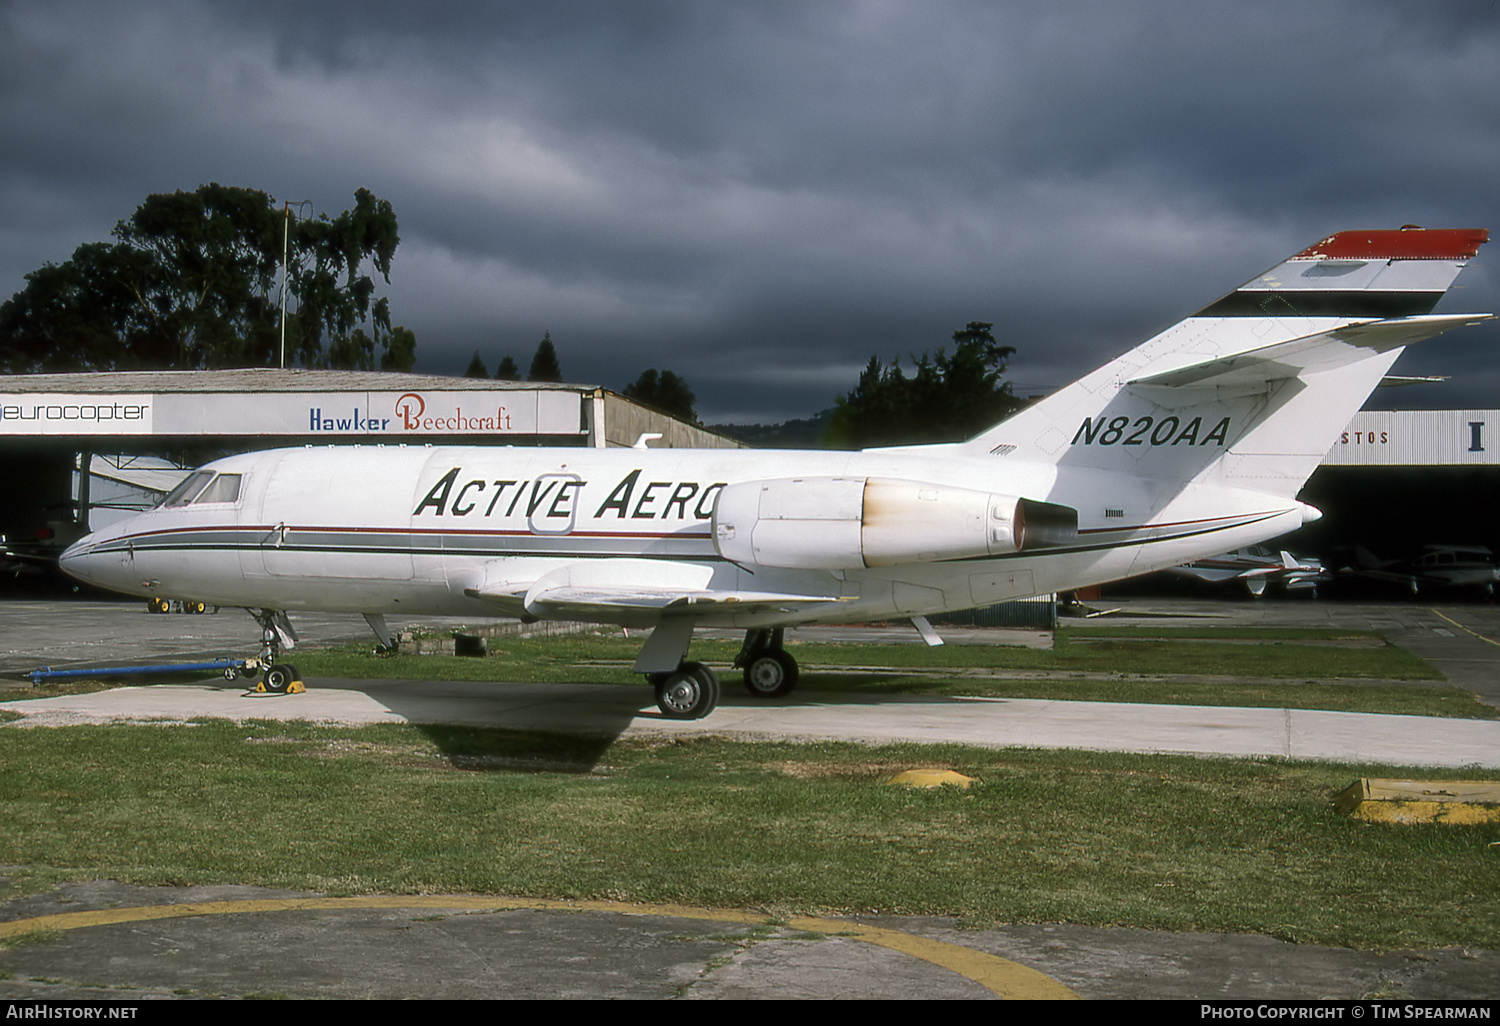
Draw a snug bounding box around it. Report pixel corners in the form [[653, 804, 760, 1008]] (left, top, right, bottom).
[[1291, 409, 1500, 562], [0, 369, 740, 569]]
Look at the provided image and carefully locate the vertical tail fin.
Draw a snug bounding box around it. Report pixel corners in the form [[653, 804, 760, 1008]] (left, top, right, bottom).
[[968, 227, 1490, 497]]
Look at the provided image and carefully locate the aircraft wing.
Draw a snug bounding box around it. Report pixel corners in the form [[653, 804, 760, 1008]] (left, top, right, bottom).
[[1130, 314, 1493, 389], [463, 557, 845, 621], [1338, 566, 1414, 587], [518, 587, 847, 621]]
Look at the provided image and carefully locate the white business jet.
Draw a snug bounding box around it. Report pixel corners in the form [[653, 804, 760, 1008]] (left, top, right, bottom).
[[60, 227, 1491, 719]]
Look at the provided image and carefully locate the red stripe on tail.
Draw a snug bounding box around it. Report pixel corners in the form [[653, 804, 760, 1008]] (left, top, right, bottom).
[[1294, 227, 1488, 261]]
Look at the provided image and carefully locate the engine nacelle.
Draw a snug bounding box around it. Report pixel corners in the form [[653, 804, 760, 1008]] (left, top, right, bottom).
[[712, 476, 1077, 571]]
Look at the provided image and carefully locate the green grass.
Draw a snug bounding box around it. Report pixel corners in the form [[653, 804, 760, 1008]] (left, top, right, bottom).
[[1, 722, 1496, 951], [1062, 626, 1386, 640], [0, 928, 58, 952], [280, 626, 1442, 683], [803, 674, 1492, 719]]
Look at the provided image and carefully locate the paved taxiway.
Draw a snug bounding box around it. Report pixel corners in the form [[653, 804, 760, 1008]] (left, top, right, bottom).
[[3, 596, 1499, 1000]]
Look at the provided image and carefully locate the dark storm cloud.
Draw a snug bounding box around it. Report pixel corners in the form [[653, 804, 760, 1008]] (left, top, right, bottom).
[[2, 0, 1497, 422]]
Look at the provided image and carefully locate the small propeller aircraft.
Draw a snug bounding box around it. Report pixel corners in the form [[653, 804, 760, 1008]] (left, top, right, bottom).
[[60, 227, 1491, 718], [1338, 543, 1500, 596], [1167, 545, 1326, 597]]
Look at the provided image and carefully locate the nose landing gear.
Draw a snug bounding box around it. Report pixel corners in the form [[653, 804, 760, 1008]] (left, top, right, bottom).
[[255, 662, 304, 694], [249, 608, 304, 694]]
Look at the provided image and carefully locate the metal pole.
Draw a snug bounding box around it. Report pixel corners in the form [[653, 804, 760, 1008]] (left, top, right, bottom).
[[75, 450, 92, 531], [279, 202, 289, 369]]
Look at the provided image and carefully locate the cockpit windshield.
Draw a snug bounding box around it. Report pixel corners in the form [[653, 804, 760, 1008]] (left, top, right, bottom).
[[195, 473, 241, 504], [158, 471, 242, 508], [159, 471, 214, 508]]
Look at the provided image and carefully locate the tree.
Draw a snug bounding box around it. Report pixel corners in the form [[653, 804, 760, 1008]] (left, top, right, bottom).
[[0, 183, 415, 372], [528, 331, 562, 382], [825, 321, 1022, 448], [463, 350, 489, 378], [624, 368, 698, 423], [382, 326, 417, 373], [494, 355, 520, 380]]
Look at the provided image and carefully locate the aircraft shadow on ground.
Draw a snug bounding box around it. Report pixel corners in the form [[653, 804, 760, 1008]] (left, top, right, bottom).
[[311, 671, 973, 771], [407, 723, 623, 774], [324, 676, 652, 773]]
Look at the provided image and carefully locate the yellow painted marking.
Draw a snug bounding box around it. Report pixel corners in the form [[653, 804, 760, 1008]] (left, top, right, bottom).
[[1431, 609, 1500, 648], [782, 915, 1075, 999], [0, 895, 1078, 1000]]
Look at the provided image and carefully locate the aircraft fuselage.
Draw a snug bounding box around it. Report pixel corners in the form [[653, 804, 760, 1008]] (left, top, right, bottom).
[[60, 443, 1307, 627]]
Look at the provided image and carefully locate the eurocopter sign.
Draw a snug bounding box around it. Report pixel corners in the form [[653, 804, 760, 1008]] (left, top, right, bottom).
[[0, 390, 583, 438], [0, 394, 154, 435]]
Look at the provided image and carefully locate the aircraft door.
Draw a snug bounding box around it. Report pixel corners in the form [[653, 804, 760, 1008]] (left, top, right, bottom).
[[235, 452, 285, 582], [247, 451, 415, 580]]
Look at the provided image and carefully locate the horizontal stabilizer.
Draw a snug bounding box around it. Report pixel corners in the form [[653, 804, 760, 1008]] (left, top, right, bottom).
[[1129, 314, 1492, 389]]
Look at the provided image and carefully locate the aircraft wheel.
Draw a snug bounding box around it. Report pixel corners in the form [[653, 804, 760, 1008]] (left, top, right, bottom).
[[148, 597, 170, 614], [187, 601, 206, 614], [654, 661, 719, 720], [262, 663, 297, 694], [743, 651, 799, 698]]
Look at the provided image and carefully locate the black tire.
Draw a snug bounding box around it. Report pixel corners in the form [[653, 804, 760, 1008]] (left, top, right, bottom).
[[653, 661, 720, 719], [148, 597, 170, 614], [262, 664, 295, 694], [743, 650, 799, 698]]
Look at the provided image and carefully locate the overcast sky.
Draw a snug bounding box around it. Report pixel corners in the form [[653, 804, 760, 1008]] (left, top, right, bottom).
[[2, 0, 1497, 423]]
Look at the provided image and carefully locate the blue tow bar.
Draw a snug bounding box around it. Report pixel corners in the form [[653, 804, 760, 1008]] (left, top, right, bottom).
[[25, 659, 252, 685]]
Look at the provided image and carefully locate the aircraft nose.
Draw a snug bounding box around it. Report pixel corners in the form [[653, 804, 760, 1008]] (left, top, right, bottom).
[[58, 532, 106, 586], [58, 534, 89, 568]]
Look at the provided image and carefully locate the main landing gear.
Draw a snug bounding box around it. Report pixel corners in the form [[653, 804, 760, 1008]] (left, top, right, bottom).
[[635, 619, 720, 720], [635, 623, 800, 719], [734, 628, 800, 698], [650, 662, 720, 720]]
